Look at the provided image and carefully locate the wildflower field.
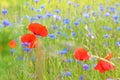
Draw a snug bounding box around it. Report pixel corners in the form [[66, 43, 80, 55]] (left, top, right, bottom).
[[0, 0, 120, 80]]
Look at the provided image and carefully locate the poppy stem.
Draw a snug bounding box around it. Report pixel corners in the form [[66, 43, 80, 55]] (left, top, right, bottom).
[[91, 55, 115, 66]]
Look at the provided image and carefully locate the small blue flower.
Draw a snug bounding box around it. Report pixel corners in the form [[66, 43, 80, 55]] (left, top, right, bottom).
[[10, 49, 16, 53], [51, 25, 58, 29], [74, 21, 80, 26], [2, 19, 10, 26], [48, 34, 55, 39], [1, 9, 8, 15], [99, 6, 104, 11], [36, 9, 40, 13], [116, 27, 120, 30], [68, 26, 72, 29], [57, 31, 62, 35], [72, 31, 76, 37], [79, 75, 84, 80], [23, 47, 32, 52], [58, 48, 68, 55], [54, 9, 61, 13], [75, 4, 80, 7], [31, 57, 35, 61], [103, 26, 112, 31], [63, 18, 69, 24], [25, 2, 29, 6], [116, 42, 120, 46], [37, 15, 43, 19], [109, 7, 115, 12], [68, 1, 73, 5], [40, 5, 45, 9], [104, 12, 110, 17], [53, 15, 61, 20], [34, 0, 40, 3], [30, 17, 37, 22], [106, 78, 114, 80], [83, 64, 90, 70], [64, 71, 72, 76], [113, 15, 119, 23], [66, 59, 72, 63], [86, 5, 91, 9], [22, 42, 30, 47], [104, 34, 110, 38], [83, 13, 90, 18], [30, 7, 35, 11], [46, 13, 52, 18]]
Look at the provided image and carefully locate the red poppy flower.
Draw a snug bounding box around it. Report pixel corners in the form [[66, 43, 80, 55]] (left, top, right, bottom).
[[28, 23, 48, 37], [8, 40, 16, 48], [21, 34, 38, 48], [74, 48, 90, 61], [94, 53, 114, 73]]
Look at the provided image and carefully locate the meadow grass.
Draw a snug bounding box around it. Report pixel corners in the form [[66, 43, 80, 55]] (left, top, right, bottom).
[[0, 0, 120, 80]]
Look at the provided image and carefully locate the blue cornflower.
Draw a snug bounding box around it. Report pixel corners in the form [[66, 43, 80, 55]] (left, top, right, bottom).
[[99, 5, 104, 11], [22, 42, 30, 47], [2, 19, 10, 26], [103, 26, 112, 31], [74, 21, 80, 26], [10, 49, 16, 53], [23, 47, 32, 52], [104, 12, 110, 17], [83, 13, 90, 18], [109, 7, 115, 12], [63, 18, 69, 24], [46, 13, 52, 18], [86, 5, 91, 9], [72, 31, 76, 37], [53, 15, 61, 20], [83, 64, 90, 70], [79, 75, 84, 80], [30, 17, 37, 22], [31, 57, 35, 61], [1, 9, 8, 15], [36, 9, 40, 13], [58, 48, 68, 55], [68, 1, 73, 5], [57, 31, 62, 35], [34, 0, 40, 3], [64, 71, 72, 76], [116, 42, 120, 46], [75, 4, 80, 7], [116, 27, 120, 30], [114, 3, 119, 7], [37, 15, 43, 19], [40, 5, 45, 9], [30, 6, 35, 11], [51, 25, 58, 29], [106, 78, 114, 80], [54, 9, 61, 13], [66, 59, 72, 63], [113, 15, 119, 23], [48, 34, 55, 39], [104, 34, 110, 38], [25, 2, 29, 6], [68, 26, 72, 29]]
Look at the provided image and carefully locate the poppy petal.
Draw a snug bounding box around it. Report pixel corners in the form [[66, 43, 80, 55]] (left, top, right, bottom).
[[28, 23, 48, 37], [8, 40, 16, 48], [21, 34, 38, 48]]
